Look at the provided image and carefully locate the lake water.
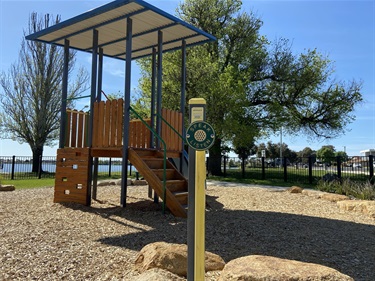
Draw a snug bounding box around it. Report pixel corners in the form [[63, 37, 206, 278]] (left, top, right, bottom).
[[0, 163, 137, 174]]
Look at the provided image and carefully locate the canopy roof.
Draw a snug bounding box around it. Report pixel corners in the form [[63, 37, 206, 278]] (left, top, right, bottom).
[[26, 0, 216, 60]]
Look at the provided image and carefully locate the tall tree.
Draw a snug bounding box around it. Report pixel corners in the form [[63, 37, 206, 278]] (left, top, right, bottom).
[[0, 13, 88, 172], [138, 0, 363, 176], [317, 146, 336, 164]]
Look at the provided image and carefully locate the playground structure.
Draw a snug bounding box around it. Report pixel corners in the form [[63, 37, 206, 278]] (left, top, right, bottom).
[[26, 0, 215, 217]]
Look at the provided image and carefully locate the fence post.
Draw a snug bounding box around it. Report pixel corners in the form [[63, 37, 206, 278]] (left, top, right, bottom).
[[336, 156, 341, 180], [108, 158, 112, 177], [241, 157, 245, 178], [38, 155, 42, 179], [308, 156, 313, 184], [223, 155, 227, 177], [283, 156, 287, 182], [261, 157, 265, 180], [11, 155, 16, 180], [369, 155, 374, 183]]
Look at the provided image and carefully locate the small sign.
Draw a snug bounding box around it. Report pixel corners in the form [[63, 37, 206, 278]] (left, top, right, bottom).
[[191, 107, 204, 122], [186, 121, 215, 151]]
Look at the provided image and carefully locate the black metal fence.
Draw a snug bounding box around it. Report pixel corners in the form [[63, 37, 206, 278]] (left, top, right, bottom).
[[0, 156, 137, 180], [2, 154, 374, 185], [221, 155, 375, 185]]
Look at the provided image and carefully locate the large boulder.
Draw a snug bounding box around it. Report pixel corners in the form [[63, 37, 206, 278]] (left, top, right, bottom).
[[286, 186, 303, 193], [337, 200, 375, 218], [219, 255, 353, 281], [0, 185, 15, 191], [134, 241, 225, 277], [319, 193, 349, 202], [135, 268, 185, 281]]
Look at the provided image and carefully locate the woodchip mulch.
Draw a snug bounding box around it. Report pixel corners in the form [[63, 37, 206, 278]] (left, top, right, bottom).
[[1, 181, 374, 281]]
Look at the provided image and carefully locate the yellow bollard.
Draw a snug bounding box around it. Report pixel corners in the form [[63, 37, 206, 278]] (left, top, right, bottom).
[[194, 149, 206, 280]]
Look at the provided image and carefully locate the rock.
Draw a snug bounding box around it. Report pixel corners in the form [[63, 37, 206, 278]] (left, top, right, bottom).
[[301, 189, 325, 198], [337, 200, 375, 218], [135, 241, 225, 277], [136, 268, 185, 281], [0, 185, 15, 191], [320, 193, 349, 202], [132, 179, 148, 186], [219, 255, 353, 281], [97, 179, 130, 186], [301, 189, 349, 202], [287, 186, 303, 193]]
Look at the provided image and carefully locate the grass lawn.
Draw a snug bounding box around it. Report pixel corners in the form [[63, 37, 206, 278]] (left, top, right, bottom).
[[1, 178, 55, 189]]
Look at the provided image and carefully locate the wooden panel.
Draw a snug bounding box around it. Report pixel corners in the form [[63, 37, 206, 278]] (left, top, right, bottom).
[[160, 108, 183, 152], [54, 148, 90, 206]]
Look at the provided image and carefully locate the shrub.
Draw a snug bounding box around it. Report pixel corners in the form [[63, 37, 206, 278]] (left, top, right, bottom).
[[316, 178, 375, 200]]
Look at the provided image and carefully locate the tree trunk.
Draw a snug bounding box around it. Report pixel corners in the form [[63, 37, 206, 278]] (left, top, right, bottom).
[[208, 138, 223, 176], [31, 146, 43, 173]]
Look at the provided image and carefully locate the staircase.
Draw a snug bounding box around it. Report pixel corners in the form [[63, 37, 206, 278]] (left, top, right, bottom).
[[128, 148, 188, 218]]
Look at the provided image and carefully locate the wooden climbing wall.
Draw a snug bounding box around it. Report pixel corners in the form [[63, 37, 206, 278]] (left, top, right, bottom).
[[54, 147, 90, 205]]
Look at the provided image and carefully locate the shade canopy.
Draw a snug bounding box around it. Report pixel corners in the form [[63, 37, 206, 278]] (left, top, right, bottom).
[[26, 0, 216, 60]]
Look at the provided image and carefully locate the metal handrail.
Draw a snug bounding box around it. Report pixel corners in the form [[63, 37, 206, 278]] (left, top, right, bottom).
[[156, 112, 188, 167], [129, 107, 168, 214]]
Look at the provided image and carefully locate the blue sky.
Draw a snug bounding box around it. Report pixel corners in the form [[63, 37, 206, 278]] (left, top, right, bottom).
[[0, 0, 374, 156]]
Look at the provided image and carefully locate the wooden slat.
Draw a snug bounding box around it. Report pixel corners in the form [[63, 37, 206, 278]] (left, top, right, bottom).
[[93, 102, 99, 147], [104, 100, 111, 147], [116, 99, 123, 147], [110, 99, 117, 147], [178, 112, 183, 151], [70, 111, 78, 148], [65, 110, 72, 147], [97, 101, 105, 147], [77, 111, 85, 148], [84, 112, 89, 147], [171, 110, 177, 151], [145, 119, 151, 148]]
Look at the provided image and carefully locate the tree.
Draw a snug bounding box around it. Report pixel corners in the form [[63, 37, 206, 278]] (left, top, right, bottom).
[[0, 13, 88, 172], [138, 0, 363, 176], [335, 151, 349, 162], [297, 147, 316, 164], [317, 146, 335, 164]]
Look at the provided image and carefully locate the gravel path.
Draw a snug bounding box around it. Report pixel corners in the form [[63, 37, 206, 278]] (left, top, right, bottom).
[[1, 181, 374, 280]]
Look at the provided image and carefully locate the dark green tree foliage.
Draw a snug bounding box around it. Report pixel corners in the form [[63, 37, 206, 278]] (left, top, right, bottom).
[[335, 151, 348, 162], [0, 13, 88, 172], [317, 146, 336, 164], [138, 0, 363, 176]]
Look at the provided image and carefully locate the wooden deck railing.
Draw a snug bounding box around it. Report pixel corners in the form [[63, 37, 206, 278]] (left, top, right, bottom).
[[92, 99, 124, 148], [65, 99, 183, 152], [161, 108, 183, 152], [64, 109, 89, 148]]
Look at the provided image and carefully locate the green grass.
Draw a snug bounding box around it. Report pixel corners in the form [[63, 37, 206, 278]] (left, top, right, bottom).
[[2, 178, 55, 189], [1, 172, 132, 190]]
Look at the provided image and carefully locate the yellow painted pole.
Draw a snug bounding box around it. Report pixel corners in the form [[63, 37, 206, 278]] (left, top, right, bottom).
[[194, 149, 206, 280]]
